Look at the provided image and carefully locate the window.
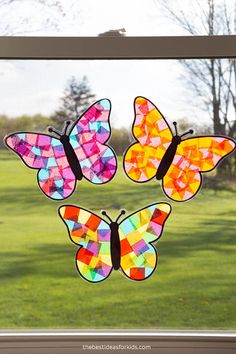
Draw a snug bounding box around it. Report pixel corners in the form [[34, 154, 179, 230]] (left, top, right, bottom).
[[1, 51, 236, 329], [0, 1, 236, 353]]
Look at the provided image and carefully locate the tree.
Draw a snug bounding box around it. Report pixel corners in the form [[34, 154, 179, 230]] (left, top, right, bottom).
[[52, 76, 96, 126], [177, 117, 212, 136], [159, 0, 236, 177], [109, 128, 131, 156], [0, 114, 53, 149]]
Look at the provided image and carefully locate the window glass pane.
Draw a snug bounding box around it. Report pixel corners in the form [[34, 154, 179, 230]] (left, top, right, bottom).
[[0, 0, 234, 36], [0, 59, 236, 329]]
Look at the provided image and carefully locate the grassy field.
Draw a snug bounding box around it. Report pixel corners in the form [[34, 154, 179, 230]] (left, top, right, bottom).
[[0, 150, 236, 329]]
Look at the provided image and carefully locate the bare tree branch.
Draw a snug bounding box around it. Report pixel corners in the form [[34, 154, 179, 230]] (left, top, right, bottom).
[[0, 0, 67, 35], [157, 0, 236, 176]]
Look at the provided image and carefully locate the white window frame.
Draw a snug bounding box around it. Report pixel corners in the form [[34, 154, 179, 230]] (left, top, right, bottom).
[[0, 35, 236, 354]]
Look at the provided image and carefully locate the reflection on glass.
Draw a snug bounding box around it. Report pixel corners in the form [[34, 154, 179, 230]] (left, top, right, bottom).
[[0, 0, 234, 36], [0, 59, 236, 329]]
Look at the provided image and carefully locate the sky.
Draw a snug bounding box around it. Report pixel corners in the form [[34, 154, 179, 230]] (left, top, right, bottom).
[[0, 0, 187, 36], [0, 59, 195, 128], [0, 0, 234, 128]]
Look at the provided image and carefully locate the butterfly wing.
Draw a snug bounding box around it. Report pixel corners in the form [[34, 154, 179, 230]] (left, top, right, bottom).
[[163, 136, 236, 201], [119, 203, 171, 281], [59, 205, 113, 283], [5, 133, 76, 200], [124, 97, 173, 182], [68, 99, 117, 184]]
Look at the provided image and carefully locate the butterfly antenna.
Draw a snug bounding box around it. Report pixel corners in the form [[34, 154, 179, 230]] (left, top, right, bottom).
[[173, 121, 178, 136], [101, 210, 113, 223], [48, 126, 61, 137], [180, 129, 194, 138], [64, 120, 72, 135], [115, 209, 126, 223]]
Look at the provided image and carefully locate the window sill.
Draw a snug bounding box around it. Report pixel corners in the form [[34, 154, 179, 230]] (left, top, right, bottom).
[[0, 331, 236, 353]]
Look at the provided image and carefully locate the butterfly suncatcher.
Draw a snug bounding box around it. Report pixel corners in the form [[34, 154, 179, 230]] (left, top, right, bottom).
[[124, 97, 236, 202], [59, 203, 171, 283], [5, 99, 117, 200]]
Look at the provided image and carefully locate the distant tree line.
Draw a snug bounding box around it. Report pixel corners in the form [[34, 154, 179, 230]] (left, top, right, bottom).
[[1, 112, 213, 155], [0, 76, 132, 155], [0, 114, 132, 156], [0, 114, 53, 149], [1, 75, 235, 179]]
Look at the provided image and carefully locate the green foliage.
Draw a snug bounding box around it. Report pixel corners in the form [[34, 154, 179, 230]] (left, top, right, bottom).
[[109, 127, 132, 155], [0, 114, 53, 148], [51, 76, 96, 126], [0, 113, 131, 158], [0, 152, 236, 329]]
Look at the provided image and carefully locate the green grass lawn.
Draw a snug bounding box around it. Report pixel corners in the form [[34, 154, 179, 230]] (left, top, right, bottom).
[[0, 150, 236, 329]]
